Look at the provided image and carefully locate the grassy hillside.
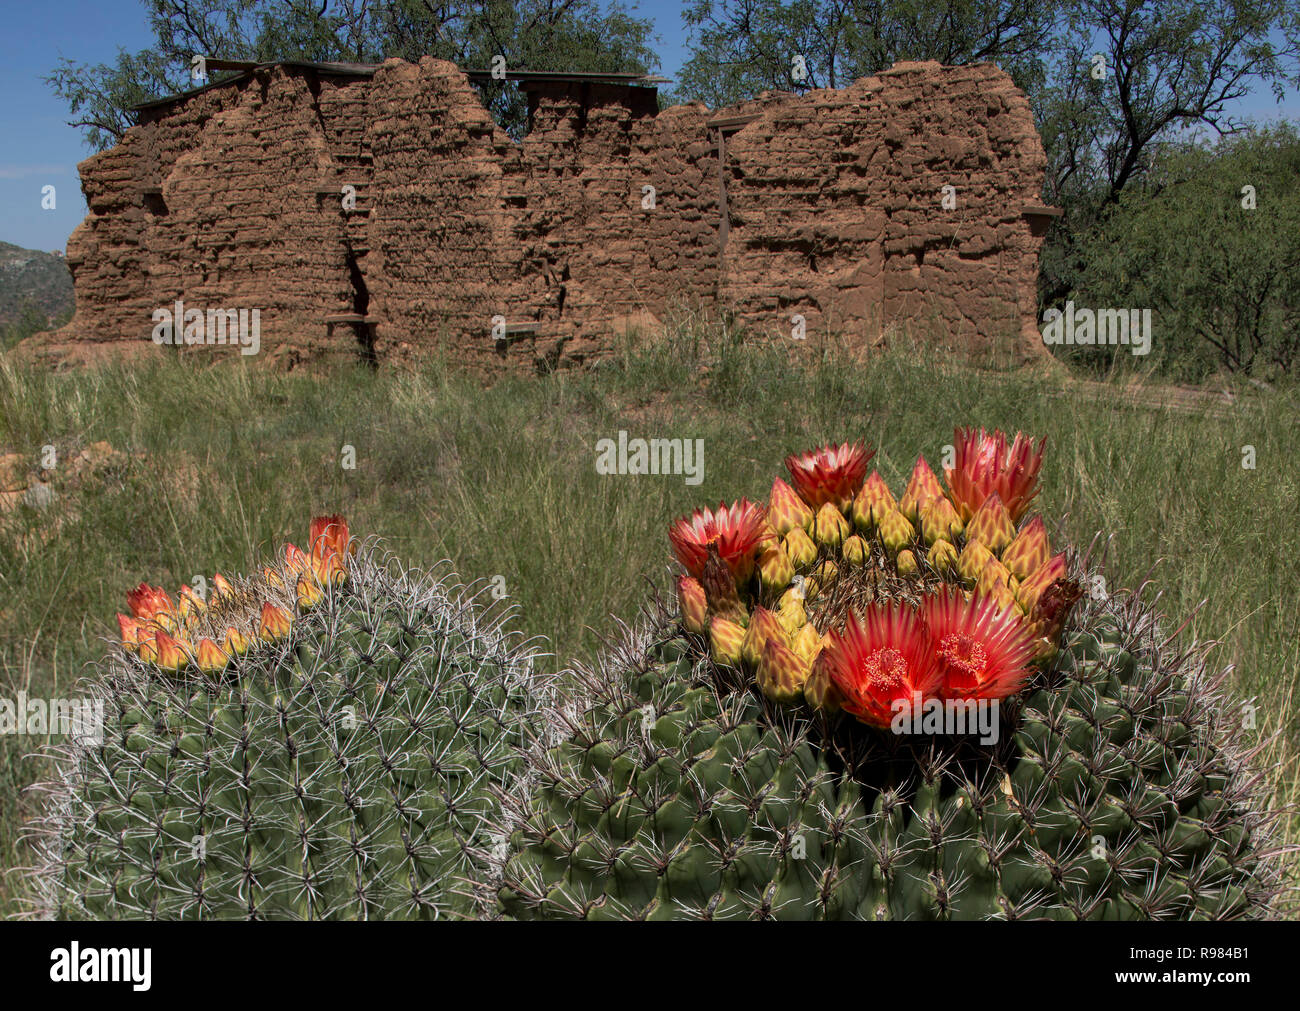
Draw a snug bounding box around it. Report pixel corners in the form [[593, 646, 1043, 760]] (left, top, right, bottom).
[[0, 242, 74, 351], [0, 242, 73, 327], [1, 325, 1296, 916]]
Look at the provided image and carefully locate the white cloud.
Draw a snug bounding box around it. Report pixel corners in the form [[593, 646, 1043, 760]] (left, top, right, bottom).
[[0, 164, 70, 180]]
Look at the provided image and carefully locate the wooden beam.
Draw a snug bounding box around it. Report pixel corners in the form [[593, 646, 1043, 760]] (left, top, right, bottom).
[[706, 113, 762, 131], [501, 322, 539, 336]]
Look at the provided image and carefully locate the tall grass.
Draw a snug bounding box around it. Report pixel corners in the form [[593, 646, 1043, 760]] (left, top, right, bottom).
[[1, 324, 1296, 916]]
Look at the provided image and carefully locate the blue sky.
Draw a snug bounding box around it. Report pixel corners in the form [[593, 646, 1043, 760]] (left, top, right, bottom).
[[0, 0, 1295, 252]]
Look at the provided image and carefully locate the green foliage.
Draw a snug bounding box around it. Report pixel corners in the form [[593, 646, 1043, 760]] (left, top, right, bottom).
[[31, 548, 549, 919], [1069, 126, 1300, 380], [673, 0, 1057, 107], [501, 594, 1285, 919], [44, 45, 179, 153], [1034, 0, 1300, 318], [1043, 1, 1300, 206]]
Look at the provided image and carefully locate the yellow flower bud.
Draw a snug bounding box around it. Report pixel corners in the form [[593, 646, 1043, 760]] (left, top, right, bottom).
[[709, 615, 746, 667], [783, 527, 818, 569]]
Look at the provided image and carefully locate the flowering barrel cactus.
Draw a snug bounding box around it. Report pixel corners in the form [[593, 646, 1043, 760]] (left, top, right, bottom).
[[498, 431, 1287, 920], [28, 518, 550, 920]]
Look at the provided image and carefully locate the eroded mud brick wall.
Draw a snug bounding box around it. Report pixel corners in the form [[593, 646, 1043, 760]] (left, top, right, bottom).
[[35, 57, 1052, 368], [364, 60, 518, 363], [363, 61, 726, 368], [719, 62, 1047, 356], [51, 67, 373, 366]]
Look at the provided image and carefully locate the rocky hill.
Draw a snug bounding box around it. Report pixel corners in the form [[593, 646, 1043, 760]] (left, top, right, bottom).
[[0, 240, 74, 330]]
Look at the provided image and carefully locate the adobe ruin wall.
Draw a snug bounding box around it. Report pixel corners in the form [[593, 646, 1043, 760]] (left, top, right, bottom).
[[26, 57, 1056, 370]]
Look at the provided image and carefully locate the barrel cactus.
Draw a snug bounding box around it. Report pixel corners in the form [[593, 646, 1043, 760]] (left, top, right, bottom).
[[26, 517, 550, 920], [498, 431, 1288, 920]]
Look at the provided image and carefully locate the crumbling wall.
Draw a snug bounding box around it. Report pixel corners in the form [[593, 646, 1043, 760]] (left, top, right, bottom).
[[29, 57, 1053, 369], [513, 79, 663, 366], [51, 68, 371, 366], [721, 61, 1047, 358], [365, 59, 517, 363]]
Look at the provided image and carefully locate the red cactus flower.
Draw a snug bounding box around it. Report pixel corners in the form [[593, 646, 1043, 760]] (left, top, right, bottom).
[[852, 470, 896, 530], [1002, 514, 1051, 582], [1016, 553, 1080, 646], [676, 575, 708, 634], [310, 515, 349, 558], [964, 491, 1015, 554], [136, 630, 159, 665], [296, 573, 324, 611], [816, 603, 943, 729], [757, 636, 811, 703], [211, 573, 235, 605], [669, 499, 771, 583], [175, 584, 206, 630], [285, 543, 311, 576], [784, 440, 873, 511], [921, 589, 1037, 701], [117, 614, 143, 652], [309, 515, 351, 586], [1016, 552, 1069, 615], [223, 626, 250, 657], [126, 583, 174, 623], [899, 456, 945, 523], [944, 427, 1045, 524], [195, 637, 228, 674], [767, 476, 814, 536]]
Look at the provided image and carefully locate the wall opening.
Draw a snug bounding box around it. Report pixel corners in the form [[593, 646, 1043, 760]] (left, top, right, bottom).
[[345, 252, 375, 366]]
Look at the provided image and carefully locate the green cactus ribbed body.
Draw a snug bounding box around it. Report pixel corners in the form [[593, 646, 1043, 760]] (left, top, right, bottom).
[[34, 549, 547, 920], [498, 589, 1283, 920]]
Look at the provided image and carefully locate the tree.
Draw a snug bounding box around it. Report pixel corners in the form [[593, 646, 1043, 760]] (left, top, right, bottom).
[[1070, 126, 1300, 380], [1050, 0, 1300, 206], [47, 0, 659, 149], [672, 0, 1061, 107], [1036, 0, 1300, 306]]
